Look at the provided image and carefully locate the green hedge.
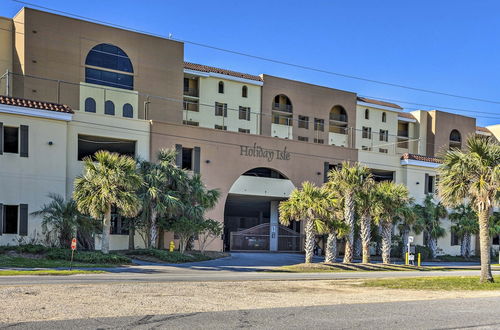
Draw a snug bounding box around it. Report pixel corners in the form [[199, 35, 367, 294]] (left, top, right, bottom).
[[126, 249, 212, 263], [46, 249, 131, 264], [0, 244, 50, 254]]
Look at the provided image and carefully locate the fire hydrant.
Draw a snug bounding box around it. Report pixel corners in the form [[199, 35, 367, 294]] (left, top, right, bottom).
[[169, 240, 175, 252]]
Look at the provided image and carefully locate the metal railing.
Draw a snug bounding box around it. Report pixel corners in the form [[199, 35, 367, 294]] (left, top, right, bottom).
[[272, 103, 293, 113], [183, 87, 199, 97]]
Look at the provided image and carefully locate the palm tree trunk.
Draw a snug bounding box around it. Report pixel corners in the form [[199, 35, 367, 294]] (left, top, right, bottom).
[[381, 221, 392, 264], [401, 226, 410, 257], [325, 230, 337, 263], [304, 219, 315, 264], [376, 224, 382, 256], [460, 232, 471, 258], [343, 193, 355, 263], [101, 206, 112, 254], [478, 209, 494, 283], [150, 208, 158, 249], [360, 214, 371, 263], [428, 237, 438, 259], [354, 235, 361, 259], [128, 226, 135, 250]]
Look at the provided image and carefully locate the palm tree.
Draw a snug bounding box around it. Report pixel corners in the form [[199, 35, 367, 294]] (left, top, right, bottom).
[[322, 189, 348, 263], [449, 204, 478, 258], [31, 193, 95, 248], [279, 182, 329, 263], [414, 194, 447, 259], [73, 151, 142, 254], [327, 162, 372, 263], [438, 136, 500, 282], [395, 202, 419, 257], [374, 181, 411, 264], [354, 180, 377, 263]]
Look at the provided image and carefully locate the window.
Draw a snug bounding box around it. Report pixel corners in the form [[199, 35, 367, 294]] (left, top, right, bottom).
[[215, 102, 227, 117], [450, 229, 460, 246], [314, 138, 324, 144], [314, 118, 324, 131], [85, 44, 133, 90], [365, 109, 369, 120], [3, 205, 18, 234], [239, 106, 251, 120], [298, 115, 309, 129], [238, 128, 250, 134], [379, 148, 388, 154], [3, 127, 19, 153], [123, 103, 133, 118], [182, 147, 193, 170], [183, 99, 199, 112], [104, 100, 115, 115], [425, 174, 435, 194], [110, 207, 129, 235], [379, 129, 388, 142], [214, 125, 227, 130], [183, 120, 199, 126], [361, 146, 372, 151], [298, 136, 309, 142], [494, 235, 499, 245], [77, 134, 136, 160], [382, 112, 387, 122], [272, 94, 293, 112], [449, 129, 462, 150], [362, 126, 372, 139], [242, 86, 248, 98], [84, 97, 96, 113], [218, 81, 224, 94]]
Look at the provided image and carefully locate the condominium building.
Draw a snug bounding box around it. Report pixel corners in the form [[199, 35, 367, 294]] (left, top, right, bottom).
[[0, 7, 499, 254]]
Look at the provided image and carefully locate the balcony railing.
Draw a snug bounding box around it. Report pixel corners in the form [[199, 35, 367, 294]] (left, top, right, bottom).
[[183, 87, 199, 97], [183, 101, 199, 112], [329, 113, 347, 122], [397, 137, 409, 149], [329, 125, 347, 135], [398, 130, 409, 137], [272, 103, 293, 113]]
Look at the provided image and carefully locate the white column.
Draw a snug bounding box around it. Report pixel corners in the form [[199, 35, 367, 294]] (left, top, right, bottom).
[[270, 200, 279, 251]]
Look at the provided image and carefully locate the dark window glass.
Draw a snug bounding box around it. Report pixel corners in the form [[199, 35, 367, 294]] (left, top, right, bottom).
[[242, 86, 248, 98], [215, 102, 227, 117], [426, 175, 435, 194], [104, 100, 115, 115], [182, 148, 193, 170], [382, 112, 387, 122], [84, 97, 96, 113], [239, 106, 250, 120], [365, 109, 369, 120], [4, 205, 18, 234], [110, 207, 130, 235], [123, 103, 133, 118], [242, 167, 286, 179], [85, 44, 133, 73], [298, 116, 309, 129], [4, 127, 19, 153], [77, 134, 136, 161], [85, 68, 134, 90], [314, 118, 324, 132], [218, 81, 224, 93]]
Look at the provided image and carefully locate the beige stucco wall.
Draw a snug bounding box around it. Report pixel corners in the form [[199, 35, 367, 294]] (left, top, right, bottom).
[[0, 110, 68, 245], [183, 75, 261, 133], [0, 17, 12, 86], [486, 124, 500, 141], [79, 83, 139, 119]]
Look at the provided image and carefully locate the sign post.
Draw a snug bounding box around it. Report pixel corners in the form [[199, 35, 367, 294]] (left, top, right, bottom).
[[408, 236, 414, 266], [70, 238, 77, 270]]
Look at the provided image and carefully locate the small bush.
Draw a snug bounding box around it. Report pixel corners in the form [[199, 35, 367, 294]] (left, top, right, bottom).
[[126, 249, 212, 263], [415, 245, 431, 261], [46, 249, 131, 264], [0, 244, 49, 254]]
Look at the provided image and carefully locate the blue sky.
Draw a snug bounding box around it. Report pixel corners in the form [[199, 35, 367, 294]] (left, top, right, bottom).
[[2, 0, 500, 126]]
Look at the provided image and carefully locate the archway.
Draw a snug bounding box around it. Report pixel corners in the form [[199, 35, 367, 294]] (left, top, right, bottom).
[[223, 167, 301, 251]]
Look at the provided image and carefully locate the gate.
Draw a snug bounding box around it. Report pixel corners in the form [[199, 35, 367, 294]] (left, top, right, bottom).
[[278, 226, 303, 252], [230, 223, 270, 251]]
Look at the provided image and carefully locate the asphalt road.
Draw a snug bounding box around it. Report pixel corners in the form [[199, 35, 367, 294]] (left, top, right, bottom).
[[4, 297, 500, 329]]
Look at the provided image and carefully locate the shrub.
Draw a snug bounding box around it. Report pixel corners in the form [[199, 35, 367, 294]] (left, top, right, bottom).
[[126, 249, 212, 263], [0, 244, 49, 254], [415, 245, 431, 261], [46, 249, 131, 264]]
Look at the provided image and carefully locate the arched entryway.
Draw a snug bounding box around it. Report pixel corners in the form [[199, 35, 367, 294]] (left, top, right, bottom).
[[223, 167, 302, 252]]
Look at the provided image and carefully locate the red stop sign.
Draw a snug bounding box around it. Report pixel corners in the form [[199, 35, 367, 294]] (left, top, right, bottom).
[[71, 238, 77, 250]]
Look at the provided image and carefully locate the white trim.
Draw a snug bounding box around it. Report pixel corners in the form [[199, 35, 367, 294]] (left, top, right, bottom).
[[183, 69, 263, 86], [398, 116, 417, 123], [0, 104, 72, 121], [476, 130, 492, 136], [357, 101, 403, 112], [400, 159, 440, 168]]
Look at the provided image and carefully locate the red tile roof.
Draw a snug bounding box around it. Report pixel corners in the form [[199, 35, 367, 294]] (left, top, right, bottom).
[[0, 95, 73, 114], [357, 96, 403, 110], [398, 112, 416, 120], [401, 153, 442, 164], [184, 62, 263, 82], [476, 126, 491, 133]]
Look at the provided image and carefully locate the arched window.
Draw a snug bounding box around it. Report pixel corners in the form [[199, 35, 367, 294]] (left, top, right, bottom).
[[84, 97, 96, 113], [104, 100, 115, 115], [365, 109, 369, 120], [382, 112, 386, 123], [123, 103, 133, 118], [329, 105, 348, 135], [85, 43, 134, 90], [449, 129, 462, 149], [242, 85, 248, 98], [218, 81, 224, 94]]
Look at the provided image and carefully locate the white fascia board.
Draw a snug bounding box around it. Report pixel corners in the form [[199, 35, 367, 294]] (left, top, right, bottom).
[[0, 104, 72, 121], [357, 101, 403, 112], [476, 130, 492, 136], [184, 69, 263, 86], [400, 159, 440, 168], [398, 116, 417, 123]]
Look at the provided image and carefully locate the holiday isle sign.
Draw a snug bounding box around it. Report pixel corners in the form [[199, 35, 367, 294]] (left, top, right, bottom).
[[239, 143, 291, 162]]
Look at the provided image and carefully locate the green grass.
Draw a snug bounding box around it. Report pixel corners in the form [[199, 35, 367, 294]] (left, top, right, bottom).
[[362, 276, 500, 290], [0, 255, 121, 268], [125, 249, 215, 263], [268, 263, 445, 273], [0, 269, 106, 276]]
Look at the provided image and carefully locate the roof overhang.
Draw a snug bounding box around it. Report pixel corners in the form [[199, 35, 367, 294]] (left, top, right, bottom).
[[357, 101, 403, 112], [183, 69, 263, 86], [400, 159, 440, 168], [398, 116, 417, 123], [0, 103, 72, 121]]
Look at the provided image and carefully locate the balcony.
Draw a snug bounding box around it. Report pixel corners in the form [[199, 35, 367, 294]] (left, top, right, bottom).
[[329, 113, 347, 122], [272, 103, 293, 113], [329, 124, 347, 135], [183, 87, 199, 98], [183, 100, 199, 112], [398, 130, 409, 138]]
